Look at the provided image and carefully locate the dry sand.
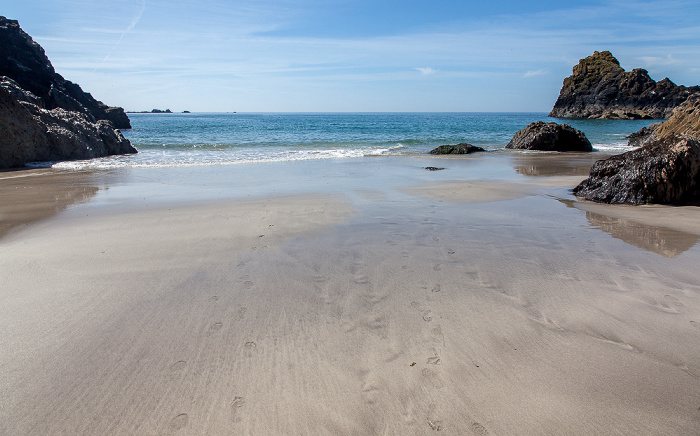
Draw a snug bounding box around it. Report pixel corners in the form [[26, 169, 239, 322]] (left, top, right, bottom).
[[1, 160, 700, 435]]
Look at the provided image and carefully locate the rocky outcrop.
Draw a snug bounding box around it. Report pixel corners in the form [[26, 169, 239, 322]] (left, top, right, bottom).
[[0, 80, 136, 169], [430, 143, 485, 154], [0, 16, 131, 129], [574, 95, 700, 205], [506, 121, 592, 152], [573, 135, 700, 205], [550, 51, 699, 120], [0, 17, 136, 169], [628, 95, 700, 148]]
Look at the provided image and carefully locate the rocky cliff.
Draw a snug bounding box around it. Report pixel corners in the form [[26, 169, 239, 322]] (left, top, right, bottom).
[[549, 51, 699, 120], [0, 17, 136, 169], [0, 78, 135, 169], [0, 16, 130, 129]]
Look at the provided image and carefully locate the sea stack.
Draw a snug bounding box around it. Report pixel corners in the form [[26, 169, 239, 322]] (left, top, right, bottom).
[[549, 51, 699, 120], [0, 17, 136, 169]]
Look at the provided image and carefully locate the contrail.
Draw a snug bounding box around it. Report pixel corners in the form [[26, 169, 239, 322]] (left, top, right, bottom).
[[93, 0, 146, 72]]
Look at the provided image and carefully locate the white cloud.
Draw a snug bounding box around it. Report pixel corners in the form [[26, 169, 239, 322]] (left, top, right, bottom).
[[414, 67, 437, 76], [523, 69, 550, 78]]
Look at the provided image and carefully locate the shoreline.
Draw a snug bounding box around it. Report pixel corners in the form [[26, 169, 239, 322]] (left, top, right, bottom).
[[2, 154, 699, 435]]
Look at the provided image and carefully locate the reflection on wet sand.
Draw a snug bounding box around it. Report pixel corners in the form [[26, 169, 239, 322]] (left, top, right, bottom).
[[0, 170, 100, 240], [586, 210, 698, 257], [511, 153, 607, 177], [561, 199, 699, 257]]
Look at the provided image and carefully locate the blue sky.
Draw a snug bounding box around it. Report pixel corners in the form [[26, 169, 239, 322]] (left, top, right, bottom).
[[4, 0, 699, 112]]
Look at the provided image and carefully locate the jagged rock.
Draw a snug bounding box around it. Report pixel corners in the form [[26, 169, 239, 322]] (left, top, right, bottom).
[[0, 86, 136, 169], [430, 143, 485, 154], [628, 94, 700, 147], [0, 17, 136, 169], [573, 135, 700, 205], [550, 51, 699, 120], [506, 121, 592, 152], [0, 16, 131, 129]]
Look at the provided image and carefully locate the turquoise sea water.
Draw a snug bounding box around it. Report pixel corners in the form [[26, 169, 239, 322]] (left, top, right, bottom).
[[52, 112, 660, 169]]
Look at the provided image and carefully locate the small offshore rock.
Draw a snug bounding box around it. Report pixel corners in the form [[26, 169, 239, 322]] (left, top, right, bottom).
[[506, 121, 592, 152], [425, 167, 446, 171], [429, 143, 485, 155]]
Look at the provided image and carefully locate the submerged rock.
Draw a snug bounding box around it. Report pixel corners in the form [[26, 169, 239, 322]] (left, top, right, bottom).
[[429, 143, 485, 154], [573, 135, 700, 205], [549, 51, 699, 120], [506, 122, 592, 152]]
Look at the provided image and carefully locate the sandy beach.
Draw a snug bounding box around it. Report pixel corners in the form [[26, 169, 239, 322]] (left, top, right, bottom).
[[1, 154, 699, 435]]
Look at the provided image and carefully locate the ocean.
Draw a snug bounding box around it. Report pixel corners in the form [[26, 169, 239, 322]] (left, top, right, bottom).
[[48, 112, 658, 170]]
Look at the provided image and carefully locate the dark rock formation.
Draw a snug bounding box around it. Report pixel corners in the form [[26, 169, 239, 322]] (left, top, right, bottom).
[[573, 135, 700, 205], [430, 143, 485, 154], [574, 95, 700, 205], [0, 81, 136, 169], [424, 167, 445, 171], [550, 51, 699, 120], [506, 121, 592, 152], [0, 16, 131, 129]]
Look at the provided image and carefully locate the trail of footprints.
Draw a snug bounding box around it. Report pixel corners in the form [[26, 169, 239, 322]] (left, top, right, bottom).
[[413, 246, 490, 434], [165, 275, 255, 432]]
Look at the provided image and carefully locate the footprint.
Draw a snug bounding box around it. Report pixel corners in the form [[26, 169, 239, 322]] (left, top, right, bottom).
[[664, 295, 684, 307], [431, 284, 441, 293], [169, 413, 189, 431], [231, 396, 245, 422], [411, 301, 424, 311], [243, 281, 254, 288], [427, 347, 441, 365], [421, 367, 444, 389], [430, 325, 445, 346], [422, 310, 433, 322], [447, 249, 455, 255], [238, 307, 248, 319], [427, 403, 443, 431], [691, 320, 699, 329], [170, 360, 187, 372], [244, 341, 257, 349], [208, 295, 219, 302], [471, 422, 490, 435], [209, 322, 223, 333], [433, 264, 442, 272]]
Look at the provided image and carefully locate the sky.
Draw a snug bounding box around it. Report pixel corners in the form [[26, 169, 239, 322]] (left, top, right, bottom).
[[3, 0, 700, 112]]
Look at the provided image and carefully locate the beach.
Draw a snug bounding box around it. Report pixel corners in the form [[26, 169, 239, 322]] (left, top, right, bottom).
[[1, 153, 700, 435]]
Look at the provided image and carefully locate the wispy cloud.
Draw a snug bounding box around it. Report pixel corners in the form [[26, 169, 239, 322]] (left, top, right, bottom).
[[523, 69, 549, 78], [94, 0, 146, 71], [414, 67, 437, 76]]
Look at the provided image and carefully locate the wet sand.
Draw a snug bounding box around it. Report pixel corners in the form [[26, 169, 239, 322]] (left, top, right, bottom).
[[1, 154, 699, 435]]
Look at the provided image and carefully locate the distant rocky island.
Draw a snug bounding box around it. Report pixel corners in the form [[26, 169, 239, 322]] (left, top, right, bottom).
[[128, 109, 173, 114], [550, 51, 699, 120], [0, 16, 135, 169]]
